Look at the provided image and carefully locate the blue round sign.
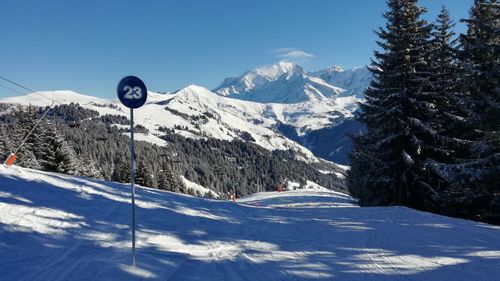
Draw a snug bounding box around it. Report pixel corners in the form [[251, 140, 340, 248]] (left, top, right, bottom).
[[117, 76, 148, 109]]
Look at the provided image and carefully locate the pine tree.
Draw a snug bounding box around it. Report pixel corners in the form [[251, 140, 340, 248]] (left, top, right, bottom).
[[348, 0, 450, 210], [135, 161, 155, 187], [157, 161, 184, 192], [12, 106, 44, 169], [111, 157, 130, 183], [40, 126, 79, 175], [455, 0, 500, 222], [425, 7, 473, 204], [78, 154, 102, 178], [430, 7, 460, 104], [0, 124, 12, 161]]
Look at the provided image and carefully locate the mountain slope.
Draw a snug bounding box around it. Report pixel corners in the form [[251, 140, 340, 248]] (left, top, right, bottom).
[[0, 87, 322, 163], [212, 62, 371, 164], [1, 166, 499, 280]]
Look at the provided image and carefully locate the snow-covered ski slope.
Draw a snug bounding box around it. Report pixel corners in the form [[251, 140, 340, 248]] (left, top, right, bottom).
[[1, 166, 499, 280]]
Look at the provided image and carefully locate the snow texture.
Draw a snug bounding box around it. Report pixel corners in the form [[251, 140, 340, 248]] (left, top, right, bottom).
[[1, 165, 499, 280]]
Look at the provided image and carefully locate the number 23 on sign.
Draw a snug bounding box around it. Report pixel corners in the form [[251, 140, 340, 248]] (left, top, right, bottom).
[[123, 85, 143, 99]]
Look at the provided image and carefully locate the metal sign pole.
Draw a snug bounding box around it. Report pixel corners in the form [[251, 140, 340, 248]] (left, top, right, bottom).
[[117, 75, 147, 268], [130, 108, 136, 267]]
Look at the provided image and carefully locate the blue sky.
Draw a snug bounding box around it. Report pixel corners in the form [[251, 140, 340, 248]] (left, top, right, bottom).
[[0, 0, 473, 99]]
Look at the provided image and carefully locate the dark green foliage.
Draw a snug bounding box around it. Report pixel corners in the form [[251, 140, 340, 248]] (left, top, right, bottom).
[[157, 161, 184, 192], [0, 103, 344, 199], [111, 158, 130, 183], [40, 126, 79, 175], [349, 0, 443, 209], [47, 103, 99, 123], [0, 124, 13, 161], [135, 161, 155, 187], [454, 0, 500, 223], [349, 0, 500, 224]]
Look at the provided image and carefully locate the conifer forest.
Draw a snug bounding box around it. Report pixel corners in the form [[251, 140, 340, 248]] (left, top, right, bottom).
[[348, 0, 499, 224]]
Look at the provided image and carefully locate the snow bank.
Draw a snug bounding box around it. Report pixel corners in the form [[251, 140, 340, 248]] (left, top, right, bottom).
[[180, 176, 219, 198]]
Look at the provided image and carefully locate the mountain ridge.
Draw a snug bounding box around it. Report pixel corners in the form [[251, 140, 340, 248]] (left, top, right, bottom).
[[213, 61, 355, 104], [0, 62, 372, 164]]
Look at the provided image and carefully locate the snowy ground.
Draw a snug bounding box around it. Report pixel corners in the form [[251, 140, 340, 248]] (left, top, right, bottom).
[[1, 166, 499, 280]]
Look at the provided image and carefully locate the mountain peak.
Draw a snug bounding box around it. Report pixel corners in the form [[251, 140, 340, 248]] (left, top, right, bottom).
[[182, 84, 211, 93], [213, 61, 352, 104], [252, 61, 301, 79], [324, 66, 344, 73]]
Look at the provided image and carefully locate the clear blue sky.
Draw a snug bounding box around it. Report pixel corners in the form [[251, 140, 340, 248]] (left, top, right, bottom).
[[0, 0, 473, 99]]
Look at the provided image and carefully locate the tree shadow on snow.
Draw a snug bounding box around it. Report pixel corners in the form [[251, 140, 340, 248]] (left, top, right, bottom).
[[0, 170, 499, 280]]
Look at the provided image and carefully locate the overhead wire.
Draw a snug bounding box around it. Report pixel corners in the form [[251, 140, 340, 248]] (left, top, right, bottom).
[[0, 75, 63, 106], [0, 83, 53, 106]]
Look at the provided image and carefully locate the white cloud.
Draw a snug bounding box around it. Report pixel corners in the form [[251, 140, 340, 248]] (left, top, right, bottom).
[[274, 48, 315, 60]]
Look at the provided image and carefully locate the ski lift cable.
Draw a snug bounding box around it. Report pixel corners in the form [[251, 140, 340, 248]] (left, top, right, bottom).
[[0, 83, 53, 107], [0, 75, 56, 104], [4, 101, 55, 165], [0, 75, 63, 106]]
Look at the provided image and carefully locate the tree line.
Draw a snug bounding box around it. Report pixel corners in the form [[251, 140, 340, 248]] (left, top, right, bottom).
[[0, 103, 345, 199], [348, 0, 499, 224]]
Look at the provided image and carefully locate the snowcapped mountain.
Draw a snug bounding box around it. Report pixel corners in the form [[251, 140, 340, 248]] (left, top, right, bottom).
[[0, 62, 371, 165], [212, 61, 371, 163], [214, 61, 346, 104], [310, 66, 372, 99]]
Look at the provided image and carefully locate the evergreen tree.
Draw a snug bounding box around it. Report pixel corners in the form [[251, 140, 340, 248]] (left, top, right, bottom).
[[157, 161, 182, 192], [454, 0, 500, 222], [78, 154, 102, 178], [421, 7, 484, 216], [111, 157, 130, 183], [12, 106, 44, 169], [0, 124, 11, 161], [430, 7, 460, 103], [349, 0, 449, 210], [40, 126, 79, 175], [135, 161, 155, 187]]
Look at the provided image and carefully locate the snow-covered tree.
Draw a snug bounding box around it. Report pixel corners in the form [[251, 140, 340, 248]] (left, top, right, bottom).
[[40, 126, 79, 175], [157, 161, 183, 192], [452, 0, 500, 222], [349, 0, 453, 210], [111, 157, 130, 183], [12, 106, 43, 169], [0, 125, 12, 161], [430, 6, 460, 104], [78, 154, 102, 179], [135, 161, 155, 188]]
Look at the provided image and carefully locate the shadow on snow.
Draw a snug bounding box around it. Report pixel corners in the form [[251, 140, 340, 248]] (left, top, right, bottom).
[[0, 169, 499, 280]]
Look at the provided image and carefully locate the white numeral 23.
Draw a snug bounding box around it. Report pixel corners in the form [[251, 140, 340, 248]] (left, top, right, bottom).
[[123, 85, 143, 99]]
